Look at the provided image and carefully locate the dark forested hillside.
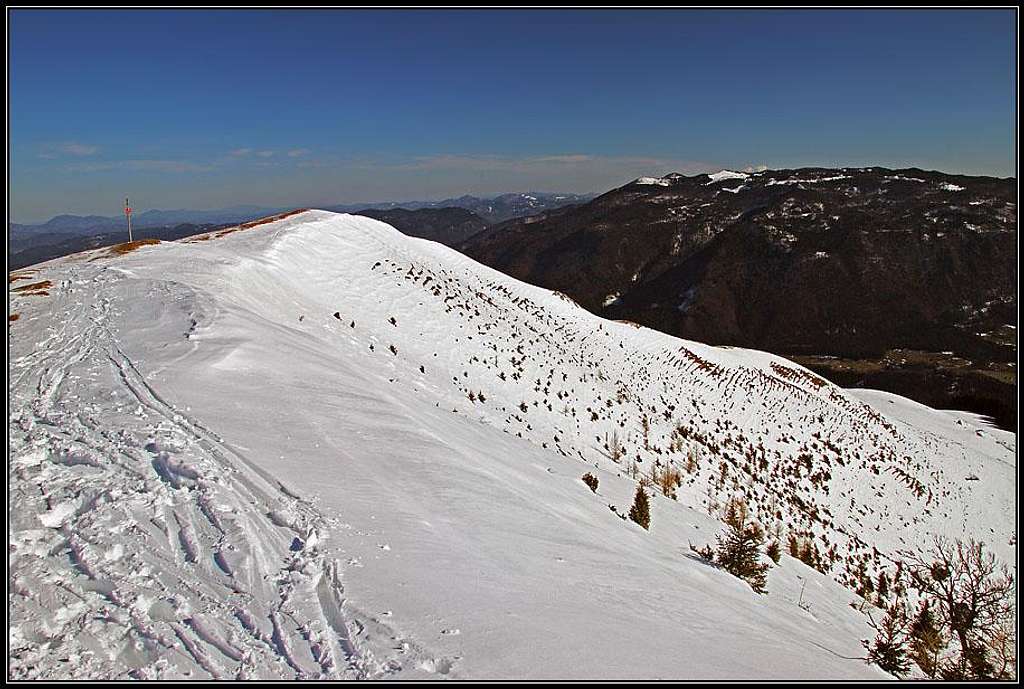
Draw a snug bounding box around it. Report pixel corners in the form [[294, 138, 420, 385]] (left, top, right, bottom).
[[461, 167, 1017, 428]]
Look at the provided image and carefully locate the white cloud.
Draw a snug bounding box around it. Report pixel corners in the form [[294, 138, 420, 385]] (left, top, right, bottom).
[[39, 142, 100, 158], [61, 159, 213, 174]]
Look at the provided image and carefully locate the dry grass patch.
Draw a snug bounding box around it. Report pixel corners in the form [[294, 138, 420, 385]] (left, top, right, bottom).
[[216, 208, 310, 238], [182, 209, 310, 244], [88, 238, 162, 262], [9, 270, 39, 284], [11, 280, 52, 296], [771, 362, 828, 389], [183, 233, 215, 243], [109, 238, 161, 255]]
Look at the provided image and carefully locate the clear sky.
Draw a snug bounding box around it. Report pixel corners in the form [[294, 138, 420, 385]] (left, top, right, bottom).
[[9, 8, 1017, 222]]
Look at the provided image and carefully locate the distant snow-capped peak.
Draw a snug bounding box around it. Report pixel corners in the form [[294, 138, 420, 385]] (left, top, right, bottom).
[[635, 176, 671, 186], [705, 170, 750, 184]]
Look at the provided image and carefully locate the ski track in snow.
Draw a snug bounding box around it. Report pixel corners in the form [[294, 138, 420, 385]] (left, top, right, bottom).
[[9, 264, 450, 680]]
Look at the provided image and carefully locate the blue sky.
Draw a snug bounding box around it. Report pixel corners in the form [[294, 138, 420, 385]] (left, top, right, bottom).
[[9, 8, 1017, 222]]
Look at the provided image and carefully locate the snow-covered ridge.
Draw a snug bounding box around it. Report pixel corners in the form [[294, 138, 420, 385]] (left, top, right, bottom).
[[706, 169, 750, 183], [9, 210, 1014, 679], [766, 174, 850, 186], [634, 176, 670, 186], [885, 175, 926, 183]]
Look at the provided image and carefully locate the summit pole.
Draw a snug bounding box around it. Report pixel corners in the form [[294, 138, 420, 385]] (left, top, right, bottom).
[[125, 197, 133, 242]]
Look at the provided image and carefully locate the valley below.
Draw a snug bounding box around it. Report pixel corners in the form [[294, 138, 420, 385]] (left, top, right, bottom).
[[793, 348, 1016, 432]]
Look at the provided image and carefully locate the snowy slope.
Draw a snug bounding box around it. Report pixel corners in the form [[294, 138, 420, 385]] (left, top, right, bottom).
[[8, 210, 1014, 679]]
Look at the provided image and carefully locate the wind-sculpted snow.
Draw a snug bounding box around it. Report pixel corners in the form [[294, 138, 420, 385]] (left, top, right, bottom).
[[8, 269, 428, 679], [8, 210, 1013, 679]]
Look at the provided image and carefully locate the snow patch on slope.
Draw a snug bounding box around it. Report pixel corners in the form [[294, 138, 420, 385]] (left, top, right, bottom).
[[635, 176, 670, 186], [706, 170, 750, 183]]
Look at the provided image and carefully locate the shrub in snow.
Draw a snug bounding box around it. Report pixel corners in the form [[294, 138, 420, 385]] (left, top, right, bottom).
[[628, 484, 650, 530], [863, 600, 911, 678], [903, 537, 1015, 680], [712, 503, 770, 594], [908, 600, 944, 679], [601, 430, 624, 462], [654, 463, 682, 499], [581, 472, 599, 493], [788, 533, 825, 573], [683, 446, 698, 474], [876, 570, 890, 602], [691, 542, 716, 561]]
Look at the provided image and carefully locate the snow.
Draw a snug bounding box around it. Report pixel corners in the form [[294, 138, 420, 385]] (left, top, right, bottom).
[[767, 175, 850, 186], [940, 182, 965, 192], [8, 210, 1014, 679], [635, 176, 670, 186], [706, 170, 749, 183], [849, 389, 1015, 465]]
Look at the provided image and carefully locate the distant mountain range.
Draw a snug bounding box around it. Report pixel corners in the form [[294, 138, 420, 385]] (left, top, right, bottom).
[[327, 191, 594, 223], [9, 206, 279, 242], [461, 167, 1017, 428], [10, 192, 593, 242], [8, 192, 591, 272], [7, 223, 226, 271], [351, 207, 488, 246]]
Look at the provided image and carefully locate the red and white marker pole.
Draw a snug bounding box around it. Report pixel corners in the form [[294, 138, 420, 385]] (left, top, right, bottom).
[[125, 198, 133, 242]]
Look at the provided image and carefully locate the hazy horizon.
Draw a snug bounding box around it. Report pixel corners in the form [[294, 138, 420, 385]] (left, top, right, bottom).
[[11, 162, 1018, 226]]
